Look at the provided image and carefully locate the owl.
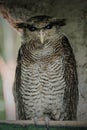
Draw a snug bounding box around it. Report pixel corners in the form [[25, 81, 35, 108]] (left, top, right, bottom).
[[13, 15, 78, 122]]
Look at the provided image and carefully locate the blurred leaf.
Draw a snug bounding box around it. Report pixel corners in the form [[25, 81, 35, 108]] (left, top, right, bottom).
[[0, 110, 6, 120]]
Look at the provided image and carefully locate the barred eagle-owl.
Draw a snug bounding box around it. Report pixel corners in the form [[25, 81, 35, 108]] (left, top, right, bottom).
[[13, 15, 78, 121]]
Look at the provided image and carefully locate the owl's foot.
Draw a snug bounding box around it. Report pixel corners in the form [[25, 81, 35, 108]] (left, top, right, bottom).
[[33, 117, 39, 130], [33, 116, 38, 124], [45, 116, 50, 130], [33, 116, 50, 130]]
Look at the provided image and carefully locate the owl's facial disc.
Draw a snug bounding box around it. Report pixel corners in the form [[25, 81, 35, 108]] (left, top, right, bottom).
[[38, 24, 54, 43]]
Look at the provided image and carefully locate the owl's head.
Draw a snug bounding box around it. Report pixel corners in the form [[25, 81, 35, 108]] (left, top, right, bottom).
[[16, 15, 66, 44]]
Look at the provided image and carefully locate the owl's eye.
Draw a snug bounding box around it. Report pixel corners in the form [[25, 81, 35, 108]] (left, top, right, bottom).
[[28, 25, 37, 32], [44, 24, 53, 29]]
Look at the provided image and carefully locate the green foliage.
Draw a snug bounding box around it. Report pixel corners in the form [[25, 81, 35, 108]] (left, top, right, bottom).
[[0, 76, 3, 97], [0, 123, 87, 130], [0, 76, 6, 119], [0, 111, 6, 120]]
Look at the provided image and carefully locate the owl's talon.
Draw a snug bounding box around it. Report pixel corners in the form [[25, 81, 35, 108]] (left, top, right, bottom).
[[44, 116, 50, 130], [33, 117, 38, 125], [33, 117, 39, 130]]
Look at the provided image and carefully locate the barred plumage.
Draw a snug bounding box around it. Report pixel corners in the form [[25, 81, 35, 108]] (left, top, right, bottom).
[[13, 15, 78, 121]]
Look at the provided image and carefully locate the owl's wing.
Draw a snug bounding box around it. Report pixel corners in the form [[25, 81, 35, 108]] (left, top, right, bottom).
[[61, 36, 79, 120], [13, 45, 26, 119], [13, 46, 21, 102]]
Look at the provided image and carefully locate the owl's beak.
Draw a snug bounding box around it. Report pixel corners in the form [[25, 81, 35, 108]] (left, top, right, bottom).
[[39, 30, 45, 44]]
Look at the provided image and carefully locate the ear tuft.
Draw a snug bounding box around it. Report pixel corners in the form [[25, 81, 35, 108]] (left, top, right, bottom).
[[51, 18, 66, 26], [58, 19, 66, 26], [55, 19, 66, 26], [16, 22, 26, 29]]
